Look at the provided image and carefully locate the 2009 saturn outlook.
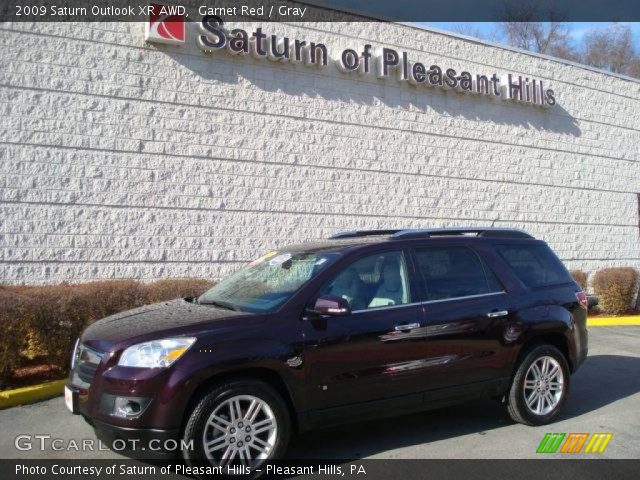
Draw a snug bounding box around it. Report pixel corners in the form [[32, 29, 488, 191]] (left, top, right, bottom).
[[65, 227, 589, 469]]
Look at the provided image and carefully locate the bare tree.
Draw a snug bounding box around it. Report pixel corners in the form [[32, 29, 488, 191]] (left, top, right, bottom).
[[502, 22, 566, 53], [449, 23, 500, 42], [629, 60, 640, 79], [582, 25, 637, 75], [441, 3, 640, 79], [497, 2, 578, 61]]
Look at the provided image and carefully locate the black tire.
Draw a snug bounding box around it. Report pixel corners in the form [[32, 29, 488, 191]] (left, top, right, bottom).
[[182, 378, 291, 477], [506, 344, 570, 426]]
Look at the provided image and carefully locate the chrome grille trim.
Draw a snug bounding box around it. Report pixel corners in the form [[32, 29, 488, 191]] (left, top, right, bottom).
[[70, 343, 104, 388]]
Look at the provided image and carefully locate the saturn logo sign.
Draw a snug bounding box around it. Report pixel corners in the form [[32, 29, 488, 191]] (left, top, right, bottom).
[[144, 3, 185, 45]]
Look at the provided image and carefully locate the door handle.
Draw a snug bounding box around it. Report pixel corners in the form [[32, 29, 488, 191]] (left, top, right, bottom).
[[394, 322, 420, 331], [487, 310, 509, 318]]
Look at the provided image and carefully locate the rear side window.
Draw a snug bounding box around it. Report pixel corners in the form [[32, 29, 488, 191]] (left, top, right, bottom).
[[414, 247, 504, 301], [495, 243, 572, 288]]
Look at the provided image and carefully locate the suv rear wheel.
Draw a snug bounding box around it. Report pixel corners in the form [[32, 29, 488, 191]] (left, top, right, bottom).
[[183, 379, 291, 472], [506, 344, 570, 426]]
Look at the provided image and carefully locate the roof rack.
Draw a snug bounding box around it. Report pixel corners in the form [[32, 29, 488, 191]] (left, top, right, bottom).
[[329, 227, 534, 240], [330, 229, 403, 239]]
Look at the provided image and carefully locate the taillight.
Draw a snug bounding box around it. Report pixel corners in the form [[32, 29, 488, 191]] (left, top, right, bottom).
[[576, 291, 588, 309]]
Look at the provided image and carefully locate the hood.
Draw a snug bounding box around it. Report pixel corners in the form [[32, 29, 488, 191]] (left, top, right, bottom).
[[81, 299, 251, 349]]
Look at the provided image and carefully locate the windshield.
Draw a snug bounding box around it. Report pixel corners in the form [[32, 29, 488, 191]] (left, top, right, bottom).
[[198, 250, 341, 313]]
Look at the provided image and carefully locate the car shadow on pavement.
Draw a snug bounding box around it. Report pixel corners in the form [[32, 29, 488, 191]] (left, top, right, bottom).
[[286, 354, 640, 459], [562, 354, 640, 417], [286, 397, 510, 459]]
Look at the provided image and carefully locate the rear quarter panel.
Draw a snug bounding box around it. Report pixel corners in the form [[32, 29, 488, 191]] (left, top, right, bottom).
[[507, 284, 586, 373], [484, 239, 587, 374]]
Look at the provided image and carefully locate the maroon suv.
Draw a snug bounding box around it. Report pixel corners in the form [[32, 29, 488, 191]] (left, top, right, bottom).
[[65, 228, 589, 469]]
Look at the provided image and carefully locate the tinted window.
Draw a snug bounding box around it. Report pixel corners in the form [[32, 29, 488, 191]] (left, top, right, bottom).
[[495, 244, 572, 287], [415, 247, 503, 301], [319, 251, 410, 311]]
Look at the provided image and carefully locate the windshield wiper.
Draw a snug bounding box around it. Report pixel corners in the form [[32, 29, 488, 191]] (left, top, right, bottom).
[[199, 299, 240, 311]]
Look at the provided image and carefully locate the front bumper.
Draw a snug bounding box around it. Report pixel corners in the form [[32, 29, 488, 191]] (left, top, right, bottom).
[[85, 417, 180, 458], [67, 357, 197, 430], [66, 373, 186, 458]]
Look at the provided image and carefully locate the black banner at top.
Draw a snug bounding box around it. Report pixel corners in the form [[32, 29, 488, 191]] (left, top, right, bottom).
[[1, 0, 640, 22]]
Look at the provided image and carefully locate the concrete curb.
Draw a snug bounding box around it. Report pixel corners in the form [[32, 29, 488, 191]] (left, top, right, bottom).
[[587, 316, 640, 327], [0, 379, 66, 410]]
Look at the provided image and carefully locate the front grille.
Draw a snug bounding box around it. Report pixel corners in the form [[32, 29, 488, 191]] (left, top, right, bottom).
[[77, 358, 100, 384], [70, 343, 104, 388]]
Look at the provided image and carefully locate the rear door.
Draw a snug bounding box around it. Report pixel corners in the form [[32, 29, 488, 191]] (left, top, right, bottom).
[[411, 244, 514, 391]]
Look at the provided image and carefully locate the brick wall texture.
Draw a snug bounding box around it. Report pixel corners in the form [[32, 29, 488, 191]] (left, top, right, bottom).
[[1, 20, 639, 284]]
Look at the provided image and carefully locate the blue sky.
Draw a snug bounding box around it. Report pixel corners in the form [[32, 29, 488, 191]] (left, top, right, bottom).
[[418, 22, 640, 48]]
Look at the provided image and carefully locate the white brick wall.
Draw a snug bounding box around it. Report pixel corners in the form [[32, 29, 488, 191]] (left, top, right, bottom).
[[0, 19, 639, 284]]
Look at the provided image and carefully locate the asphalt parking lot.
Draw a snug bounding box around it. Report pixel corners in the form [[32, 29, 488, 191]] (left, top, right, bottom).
[[1, 327, 639, 461]]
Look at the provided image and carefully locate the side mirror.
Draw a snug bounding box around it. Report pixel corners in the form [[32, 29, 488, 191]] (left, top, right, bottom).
[[308, 295, 351, 317]]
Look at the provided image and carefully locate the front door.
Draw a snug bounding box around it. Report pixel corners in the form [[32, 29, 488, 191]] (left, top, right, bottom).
[[301, 250, 428, 412]]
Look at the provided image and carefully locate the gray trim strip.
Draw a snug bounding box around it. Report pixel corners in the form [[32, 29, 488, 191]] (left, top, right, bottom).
[[350, 291, 506, 313], [352, 301, 423, 314], [422, 291, 507, 305]]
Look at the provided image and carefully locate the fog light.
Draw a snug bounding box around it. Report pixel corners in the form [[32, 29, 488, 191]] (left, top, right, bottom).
[[111, 396, 150, 418]]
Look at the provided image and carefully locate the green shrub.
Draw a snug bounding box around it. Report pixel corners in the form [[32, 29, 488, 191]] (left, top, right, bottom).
[[0, 288, 29, 385], [77, 280, 149, 322], [569, 270, 588, 291], [592, 268, 639, 315], [21, 285, 92, 371], [0, 278, 216, 378], [145, 278, 214, 303]]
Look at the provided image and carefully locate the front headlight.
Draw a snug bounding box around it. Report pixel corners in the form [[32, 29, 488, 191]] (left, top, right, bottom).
[[118, 337, 196, 368]]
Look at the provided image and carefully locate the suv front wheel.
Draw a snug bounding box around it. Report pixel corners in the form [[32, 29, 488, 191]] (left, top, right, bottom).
[[506, 344, 570, 426], [182, 379, 291, 472]]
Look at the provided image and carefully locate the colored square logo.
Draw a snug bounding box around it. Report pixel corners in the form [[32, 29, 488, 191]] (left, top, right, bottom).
[[145, 3, 185, 45], [537, 432, 613, 454]]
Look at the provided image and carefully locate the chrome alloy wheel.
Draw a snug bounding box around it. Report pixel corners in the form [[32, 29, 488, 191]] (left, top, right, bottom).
[[523, 355, 564, 415], [203, 395, 278, 468]]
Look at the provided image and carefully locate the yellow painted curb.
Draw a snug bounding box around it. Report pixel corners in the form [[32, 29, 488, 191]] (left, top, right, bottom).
[[587, 316, 640, 327], [0, 378, 67, 409]]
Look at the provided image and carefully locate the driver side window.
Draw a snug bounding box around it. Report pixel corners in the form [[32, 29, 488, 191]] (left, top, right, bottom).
[[320, 251, 410, 312]]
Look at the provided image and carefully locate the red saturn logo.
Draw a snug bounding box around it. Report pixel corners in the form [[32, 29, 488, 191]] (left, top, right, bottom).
[[144, 3, 185, 45]]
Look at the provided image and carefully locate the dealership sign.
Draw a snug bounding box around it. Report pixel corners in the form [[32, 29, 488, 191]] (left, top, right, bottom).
[[145, 10, 556, 107]]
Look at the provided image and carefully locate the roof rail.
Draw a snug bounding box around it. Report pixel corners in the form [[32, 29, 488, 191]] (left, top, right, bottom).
[[329, 229, 403, 239], [392, 228, 534, 239], [329, 227, 534, 240]]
